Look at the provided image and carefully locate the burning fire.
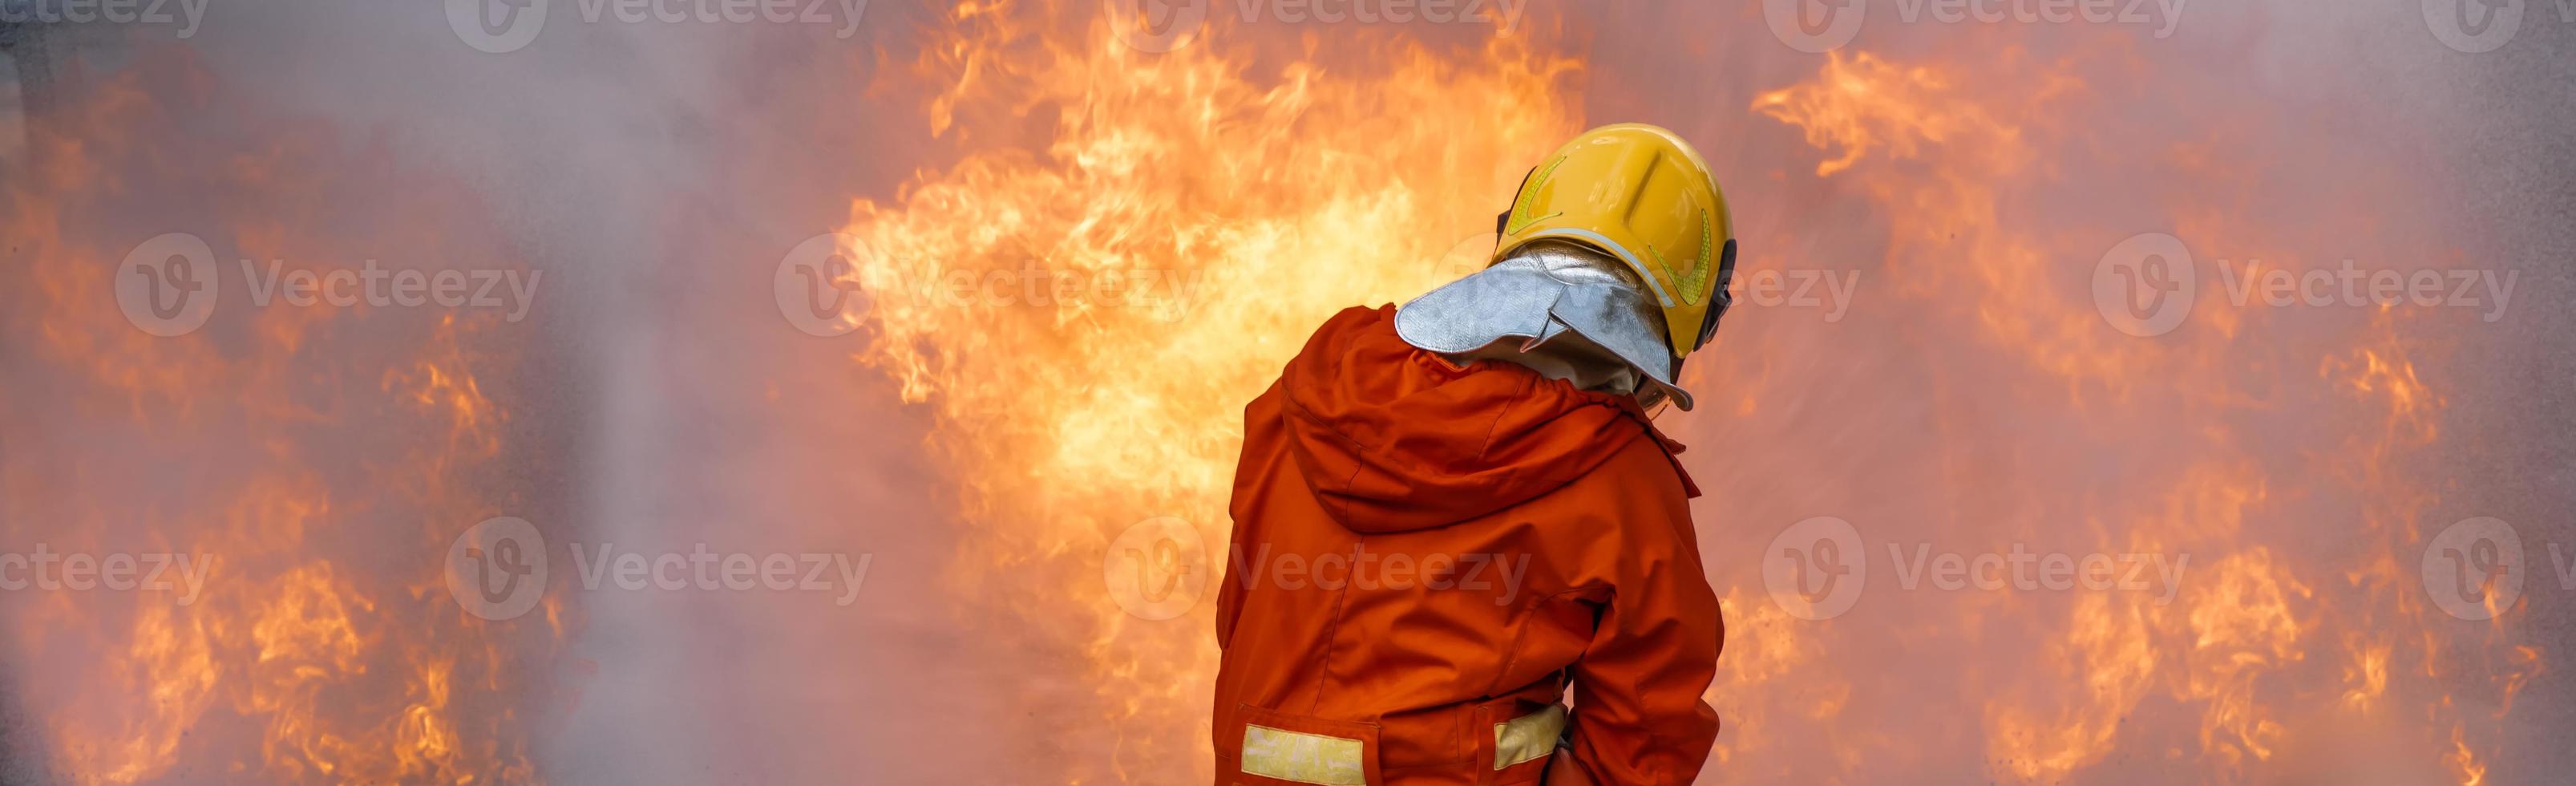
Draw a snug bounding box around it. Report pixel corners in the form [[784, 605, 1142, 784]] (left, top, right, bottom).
[[834, 7, 2542, 785], [1722, 47, 2538, 784], [830, 3, 1576, 780], [0, 3, 2543, 785], [0, 49, 556, 784]]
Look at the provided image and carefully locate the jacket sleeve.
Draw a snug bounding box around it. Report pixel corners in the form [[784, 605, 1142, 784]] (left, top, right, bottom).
[[1562, 496, 1723, 784], [1216, 382, 1288, 652]]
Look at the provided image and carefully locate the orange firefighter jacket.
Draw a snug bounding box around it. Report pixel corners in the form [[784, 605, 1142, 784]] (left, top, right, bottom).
[[1212, 306, 1723, 785]]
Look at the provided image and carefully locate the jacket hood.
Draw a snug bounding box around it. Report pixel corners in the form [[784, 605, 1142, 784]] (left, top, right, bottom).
[[1275, 306, 1689, 534]]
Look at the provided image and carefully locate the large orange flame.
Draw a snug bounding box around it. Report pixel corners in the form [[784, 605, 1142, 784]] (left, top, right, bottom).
[[0, 5, 2543, 785], [835, 10, 2539, 784], [831, 2, 1575, 780], [1721, 46, 2539, 785], [0, 49, 557, 784]]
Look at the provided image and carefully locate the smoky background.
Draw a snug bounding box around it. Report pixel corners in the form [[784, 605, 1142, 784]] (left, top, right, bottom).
[[0, 0, 2566, 783]]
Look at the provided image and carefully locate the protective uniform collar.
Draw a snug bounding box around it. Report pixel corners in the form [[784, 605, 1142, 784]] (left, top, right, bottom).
[[1393, 242, 1695, 411]]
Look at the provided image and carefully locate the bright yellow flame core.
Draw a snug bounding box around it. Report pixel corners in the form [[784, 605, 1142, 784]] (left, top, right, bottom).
[[839, 6, 1579, 780]]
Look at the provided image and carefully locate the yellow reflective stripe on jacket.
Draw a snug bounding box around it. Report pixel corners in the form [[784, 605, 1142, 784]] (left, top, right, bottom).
[[1494, 704, 1567, 770], [1236, 706, 1566, 781], [1241, 724, 1365, 785]]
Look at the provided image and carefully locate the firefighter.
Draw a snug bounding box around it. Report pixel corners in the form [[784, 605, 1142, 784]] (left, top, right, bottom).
[[1212, 124, 1736, 785]]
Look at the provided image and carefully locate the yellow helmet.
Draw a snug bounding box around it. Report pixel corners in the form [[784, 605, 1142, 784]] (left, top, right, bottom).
[[1492, 124, 1737, 360]]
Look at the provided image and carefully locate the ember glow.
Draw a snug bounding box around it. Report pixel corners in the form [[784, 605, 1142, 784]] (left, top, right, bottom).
[[0, 2, 2567, 784]]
